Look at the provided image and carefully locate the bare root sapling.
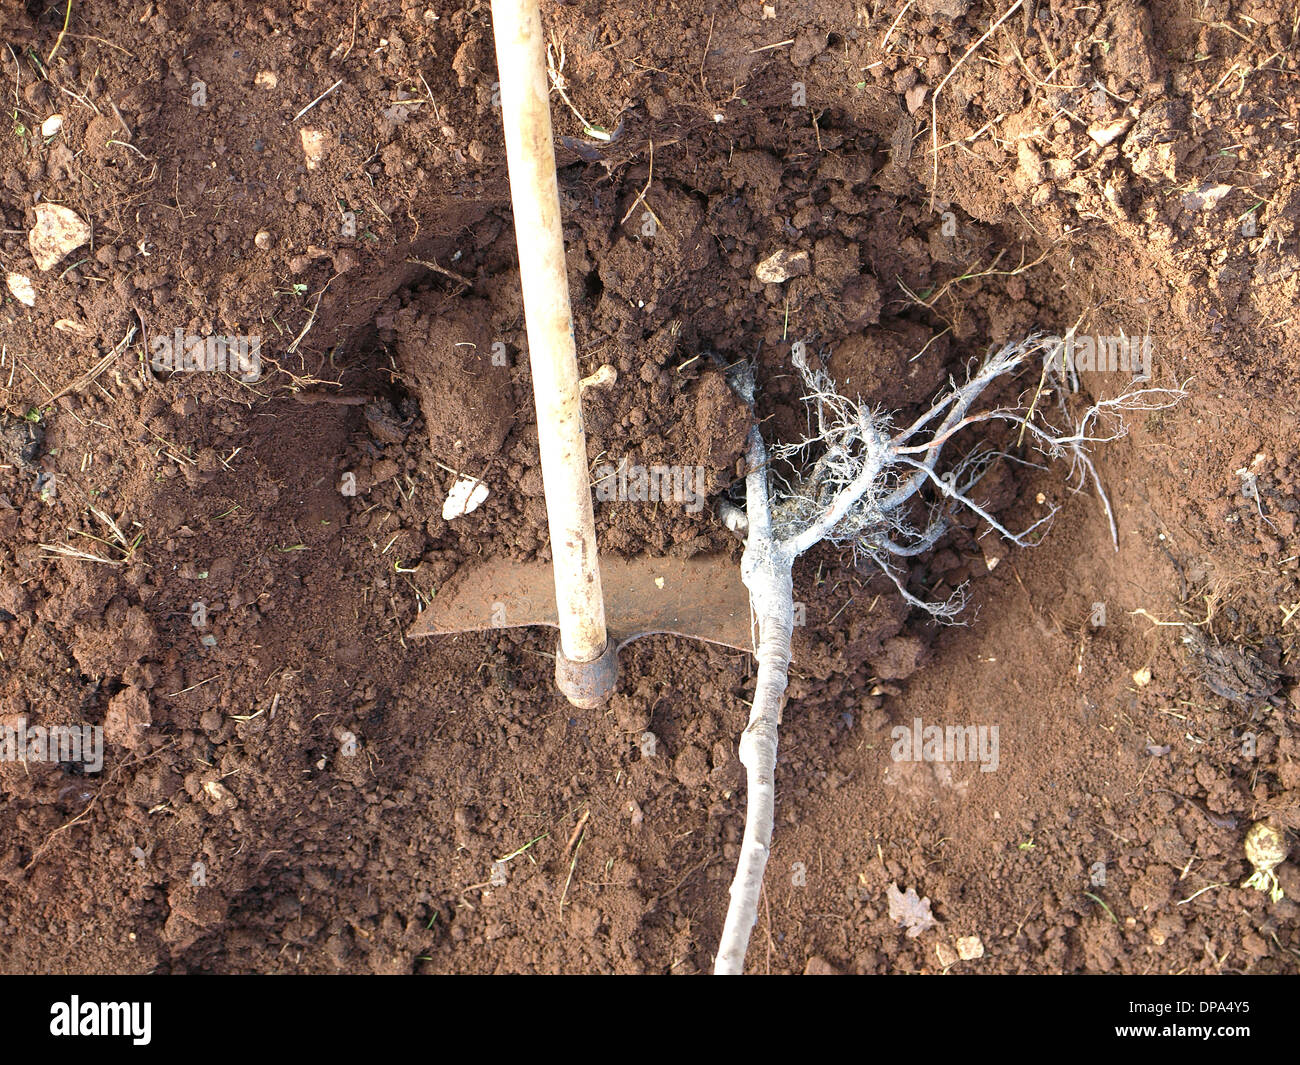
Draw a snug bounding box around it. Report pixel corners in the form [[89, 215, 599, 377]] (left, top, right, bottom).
[[714, 335, 1183, 974]]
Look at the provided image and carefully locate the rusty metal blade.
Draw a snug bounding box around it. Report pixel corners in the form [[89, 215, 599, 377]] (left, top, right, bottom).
[[408, 554, 752, 651]]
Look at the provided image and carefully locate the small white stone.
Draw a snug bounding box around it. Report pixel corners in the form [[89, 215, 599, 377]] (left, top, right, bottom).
[[1087, 117, 1132, 147], [442, 475, 489, 520], [719, 501, 748, 535], [579, 364, 617, 392], [299, 128, 331, 170], [40, 113, 64, 137], [202, 779, 232, 803], [755, 248, 810, 284], [1181, 182, 1233, 212], [28, 202, 91, 272], [6, 272, 35, 306]]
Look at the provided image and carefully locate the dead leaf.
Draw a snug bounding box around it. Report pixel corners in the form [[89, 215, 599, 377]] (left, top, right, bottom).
[[887, 882, 938, 938]]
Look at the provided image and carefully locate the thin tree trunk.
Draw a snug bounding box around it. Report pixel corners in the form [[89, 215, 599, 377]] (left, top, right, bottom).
[[715, 430, 796, 975]]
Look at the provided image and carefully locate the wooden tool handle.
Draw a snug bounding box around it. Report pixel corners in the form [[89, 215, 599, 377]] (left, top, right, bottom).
[[491, 0, 610, 677]]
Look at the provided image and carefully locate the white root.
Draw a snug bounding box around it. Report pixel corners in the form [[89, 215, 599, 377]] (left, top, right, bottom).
[[713, 335, 1183, 973]]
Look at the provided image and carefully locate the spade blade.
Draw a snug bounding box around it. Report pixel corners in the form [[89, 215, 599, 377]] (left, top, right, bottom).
[[408, 554, 752, 652]]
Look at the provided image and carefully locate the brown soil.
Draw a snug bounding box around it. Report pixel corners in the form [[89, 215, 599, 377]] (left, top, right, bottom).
[[1, 0, 1297, 974]]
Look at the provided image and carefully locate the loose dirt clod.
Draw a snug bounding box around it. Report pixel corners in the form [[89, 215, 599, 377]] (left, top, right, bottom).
[[0, 413, 43, 468], [104, 686, 152, 750]]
